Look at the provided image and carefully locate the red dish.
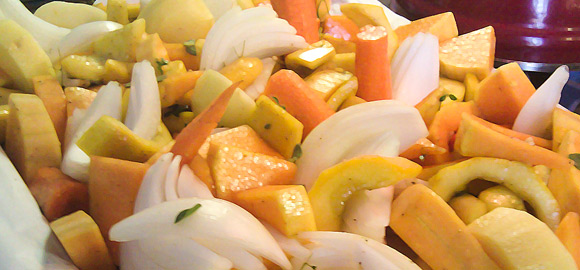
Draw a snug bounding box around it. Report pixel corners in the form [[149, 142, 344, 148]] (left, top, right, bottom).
[[390, 0, 580, 72]]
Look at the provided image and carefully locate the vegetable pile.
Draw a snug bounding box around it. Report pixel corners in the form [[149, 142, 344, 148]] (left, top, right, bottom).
[[1, 0, 580, 269]]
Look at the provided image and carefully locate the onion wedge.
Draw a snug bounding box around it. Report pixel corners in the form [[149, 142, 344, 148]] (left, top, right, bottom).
[[124, 60, 162, 140], [342, 186, 394, 243], [513, 65, 570, 137], [61, 82, 122, 182], [297, 231, 420, 270], [391, 32, 439, 106], [295, 100, 428, 189], [55, 21, 122, 62], [110, 198, 292, 270]]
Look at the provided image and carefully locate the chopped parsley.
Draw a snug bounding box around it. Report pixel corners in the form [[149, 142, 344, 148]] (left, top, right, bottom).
[[569, 153, 580, 170], [289, 144, 303, 163], [155, 58, 169, 74], [174, 203, 202, 224], [183, 40, 197, 56], [440, 94, 458, 102], [264, 123, 271, 130]]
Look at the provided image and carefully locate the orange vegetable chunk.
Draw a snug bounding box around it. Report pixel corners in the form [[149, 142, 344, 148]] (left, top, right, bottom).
[[33, 75, 67, 144], [89, 156, 148, 265], [439, 26, 496, 81], [207, 143, 296, 201], [263, 69, 334, 138], [28, 167, 89, 222], [270, 0, 320, 44], [233, 185, 316, 236], [474, 62, 535, 126], [555, 212, 580, 269], [355, 25, 392, 101]]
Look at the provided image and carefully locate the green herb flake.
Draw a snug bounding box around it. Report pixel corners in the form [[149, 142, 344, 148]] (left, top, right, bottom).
[[271, 96, 286, 110], [301, 262, 317, 270], [157, 74, 167, 82], [155, 58, 169, 74], [439, 95, 448, 102], [174, 203, 202, 224], [449, 94, 458, 101], [289, 144, 303, 163], [183, 40, 197, 56], [264, 123, 271, 130], [569, 153, 580, 170]]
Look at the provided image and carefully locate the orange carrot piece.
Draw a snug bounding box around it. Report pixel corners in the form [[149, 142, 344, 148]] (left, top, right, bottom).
[[555, 212, 580, 269], [159, 70, 203, 107], [28, 167, 89, 222], [400, 138, 447, 160], [33, 76, 67, 144], [323, 15, 360, 41], [355, 25, 392, 101], [171, 81, 241, 165], [428, 101, 481, 151], [263, 69, 334, 138], [89, 156, 149, 265], [270, 0, 320, 44], [165, 43, 201, 71], [469, 113, 552, 149]]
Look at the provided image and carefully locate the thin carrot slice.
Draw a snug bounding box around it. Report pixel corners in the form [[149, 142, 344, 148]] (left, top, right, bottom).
[[355, 25, 392, 101], [263, 69, 334, 138], [170, 81, 241, 165], [270, 0, 320, 44]]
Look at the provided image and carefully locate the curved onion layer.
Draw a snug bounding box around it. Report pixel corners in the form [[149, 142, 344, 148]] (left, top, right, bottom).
[[110, 198, 292, 270], [245, 57, 276, 100], [295, 100, 428, 189], [201, 6, 308, 71], [513, 65, 570, 138], [61, 82, 122, 182], [342, 186, 394, 243], [297, 231, 420, 270], [0, 0, 70, 58], [391, 32, 439, 106], [124, 60, 162, 140], [55, 21, 122, 62]]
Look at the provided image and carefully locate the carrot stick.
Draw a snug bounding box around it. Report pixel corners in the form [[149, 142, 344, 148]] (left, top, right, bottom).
[[270, 0, 320, 44], [171, 81, 241, 165], [355, 25, 392, 101], [263, 69, 334, 138], [323, 15, 360, 41]]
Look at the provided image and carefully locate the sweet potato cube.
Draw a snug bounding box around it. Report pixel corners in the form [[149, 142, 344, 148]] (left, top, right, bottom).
[[29, 167, 89, 222]]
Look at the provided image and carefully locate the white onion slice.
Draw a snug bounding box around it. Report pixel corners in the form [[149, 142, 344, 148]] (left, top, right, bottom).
[[298, 231, 420, 270], [177, 165, 214, 199], [201, 6, 307, 71], [61, 82, 122, 181], [391, 32, 439, 106], [295, 100, 428, 189], [262, 222, 312, 262], [513, 65, 570, 137], [196, 239, 267, 270], [124, 60, 162, 140], [342, 186, 394, 243], [164, 155, 182, 202], [134, 152, 173, 212], [110, 198, 292, 270], [139, 235, 232, 270], [245, 57, 276, 100], [55, 21, 122, 62], [0, 0, 70, 59]]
